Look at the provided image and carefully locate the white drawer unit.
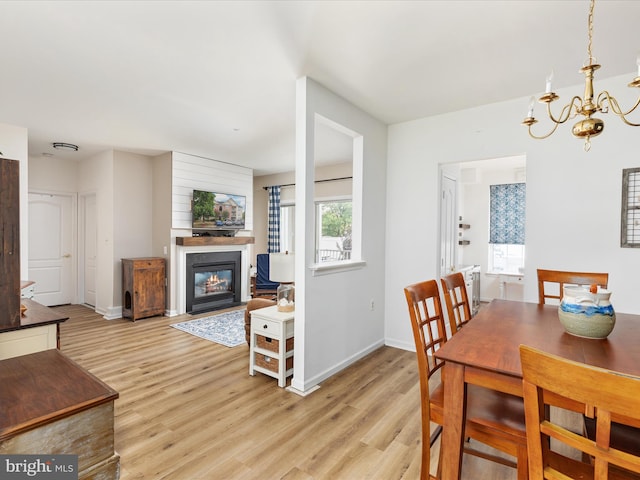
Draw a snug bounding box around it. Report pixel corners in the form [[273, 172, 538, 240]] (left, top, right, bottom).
[[249, 305, 294, 387], [457, 265, 481, 316]]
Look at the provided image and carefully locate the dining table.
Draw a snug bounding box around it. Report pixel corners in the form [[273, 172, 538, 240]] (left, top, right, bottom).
[[433, 298, 640, 480]]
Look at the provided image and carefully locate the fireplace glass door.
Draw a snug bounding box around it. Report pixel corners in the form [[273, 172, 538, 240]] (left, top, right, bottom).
[[194, 268, 233, 298]]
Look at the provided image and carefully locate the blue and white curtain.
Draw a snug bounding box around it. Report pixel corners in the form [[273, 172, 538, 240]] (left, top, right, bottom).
[[489, 183, 526, 244], [267, 185, 281, 253]]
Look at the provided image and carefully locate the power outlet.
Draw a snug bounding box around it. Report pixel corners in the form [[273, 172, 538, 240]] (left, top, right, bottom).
[[369, 299, 375, 311]]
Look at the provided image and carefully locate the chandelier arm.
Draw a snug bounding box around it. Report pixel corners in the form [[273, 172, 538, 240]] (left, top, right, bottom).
[[597, 91, 640, 125], [527, 121, 560, 140], [546, 98, 582, 125]]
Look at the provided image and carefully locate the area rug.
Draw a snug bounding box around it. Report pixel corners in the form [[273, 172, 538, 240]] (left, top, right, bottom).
[[171, 309, 246, 347]]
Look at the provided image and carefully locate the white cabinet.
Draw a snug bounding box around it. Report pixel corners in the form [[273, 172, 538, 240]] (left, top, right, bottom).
[[249, 305, 294, 387], [457, 265, 481, 315]]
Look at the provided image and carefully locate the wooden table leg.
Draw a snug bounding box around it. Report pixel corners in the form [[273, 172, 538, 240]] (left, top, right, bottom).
[[440, 361, 466, 480]]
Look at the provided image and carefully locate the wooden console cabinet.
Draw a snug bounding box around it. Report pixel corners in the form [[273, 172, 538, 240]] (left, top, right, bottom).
[[122, 257, 165, 321]]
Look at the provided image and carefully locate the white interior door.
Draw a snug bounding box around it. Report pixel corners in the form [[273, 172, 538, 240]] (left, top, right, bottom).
[[440, 174, 457, 276], [28, 192, 74, 306], [82, 193, 97, 307]]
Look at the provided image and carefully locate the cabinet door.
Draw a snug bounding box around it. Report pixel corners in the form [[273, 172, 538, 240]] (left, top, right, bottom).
[[0, 159, 20, 329], [135, 260, 165, 316]]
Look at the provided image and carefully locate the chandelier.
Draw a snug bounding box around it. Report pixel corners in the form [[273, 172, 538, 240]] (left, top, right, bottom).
[[522, 0, 640, 151]]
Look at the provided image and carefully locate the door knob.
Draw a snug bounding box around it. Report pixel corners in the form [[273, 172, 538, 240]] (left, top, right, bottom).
[[62, 254, 71, 258]]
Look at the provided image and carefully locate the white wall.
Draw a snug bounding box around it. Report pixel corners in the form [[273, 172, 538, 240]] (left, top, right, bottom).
[[29, 156, 78, 193], [293, 78, 388, 393], [78, 150, 115, 317], [152, 152, 173, 314], [0, 123, 29, 279], [113, 151, 154, 306], [385, 72, 640, 350]]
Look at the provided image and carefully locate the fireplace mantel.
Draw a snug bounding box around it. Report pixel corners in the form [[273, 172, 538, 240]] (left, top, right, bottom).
[[176, 236, 254, 247]]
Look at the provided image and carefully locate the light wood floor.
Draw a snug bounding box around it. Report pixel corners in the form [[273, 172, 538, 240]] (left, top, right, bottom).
[[57, 304, 519, 480]]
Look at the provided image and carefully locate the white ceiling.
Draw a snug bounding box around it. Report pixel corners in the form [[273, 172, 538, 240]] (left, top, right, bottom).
[[1, 1, 639, 175]]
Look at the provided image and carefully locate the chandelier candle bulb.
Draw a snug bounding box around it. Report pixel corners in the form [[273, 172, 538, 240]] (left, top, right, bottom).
[[545, 70, 554, 93], [636, 54, 640, 77], [527, 96, 535, 118]]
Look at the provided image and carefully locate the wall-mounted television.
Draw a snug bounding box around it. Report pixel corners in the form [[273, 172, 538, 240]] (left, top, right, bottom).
[[192, 189, 246, 233]]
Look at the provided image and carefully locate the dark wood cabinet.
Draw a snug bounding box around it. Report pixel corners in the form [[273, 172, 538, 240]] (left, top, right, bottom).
[[0, 158, 20, 330], [122, 257, 165, 321]]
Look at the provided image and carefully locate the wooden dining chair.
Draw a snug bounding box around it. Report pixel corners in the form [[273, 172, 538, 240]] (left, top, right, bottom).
[[440, 272, 472, 337], [537, 269, 608, 305], [404, 279, 529, 480], [520, 344, 640, 479]]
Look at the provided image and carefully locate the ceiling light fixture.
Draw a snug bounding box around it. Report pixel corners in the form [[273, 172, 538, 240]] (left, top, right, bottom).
[[522, 0, 640, 151], [52, 142, 79, 152]]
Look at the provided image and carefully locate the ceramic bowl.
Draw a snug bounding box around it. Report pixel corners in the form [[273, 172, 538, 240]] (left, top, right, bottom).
[[558, 309, 615, 339]]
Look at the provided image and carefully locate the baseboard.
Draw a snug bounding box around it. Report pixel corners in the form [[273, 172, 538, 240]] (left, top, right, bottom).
[[286, 384, 321, 397], [384, 337, 415, 352], [102, 306, 122, 320], [296, 339, 385, 393]]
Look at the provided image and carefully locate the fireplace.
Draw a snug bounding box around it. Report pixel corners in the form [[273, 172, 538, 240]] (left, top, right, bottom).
[[186, 251, 242, 314]]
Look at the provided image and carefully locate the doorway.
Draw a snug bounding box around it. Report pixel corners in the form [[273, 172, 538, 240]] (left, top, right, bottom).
[[28, 192, 75, 306], [440, 173, 457, 277], [438, 155, 527, 301], [79, 193, 97, 307]]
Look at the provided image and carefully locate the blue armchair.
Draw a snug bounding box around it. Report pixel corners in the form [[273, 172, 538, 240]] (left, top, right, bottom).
[[251, 253, 279, 298]]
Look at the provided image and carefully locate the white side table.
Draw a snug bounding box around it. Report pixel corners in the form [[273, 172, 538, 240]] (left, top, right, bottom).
[[249, 305, 294, 387]]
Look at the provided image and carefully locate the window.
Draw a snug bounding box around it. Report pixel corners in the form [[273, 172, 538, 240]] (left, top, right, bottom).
[[488, 244, 525, 274], [279, 204, 295, 253], [315, 199, 352, 263], [488, 183, 526, 274], [621, 167, 640, 247]]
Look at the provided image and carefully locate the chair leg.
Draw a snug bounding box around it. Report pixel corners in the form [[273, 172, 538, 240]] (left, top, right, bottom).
[[436, 437, 443, 480], [516, 445, 528, 480], [421, 436, 430, 480], [421, 421, 432, 480]]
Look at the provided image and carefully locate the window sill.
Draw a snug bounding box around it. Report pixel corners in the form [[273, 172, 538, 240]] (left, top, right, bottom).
[[486, 271, 524, 279], [309, 260, 366, 276]]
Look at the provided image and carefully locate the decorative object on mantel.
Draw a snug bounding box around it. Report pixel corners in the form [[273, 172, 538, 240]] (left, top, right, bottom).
[[270, 252, 295, 312], [171, 309, 246, 347], [558, 284, 616, 338], [522, 0, 640, 151]]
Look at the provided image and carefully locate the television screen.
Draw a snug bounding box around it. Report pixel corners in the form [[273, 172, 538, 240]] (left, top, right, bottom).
[[192, 190, 246, 231]]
